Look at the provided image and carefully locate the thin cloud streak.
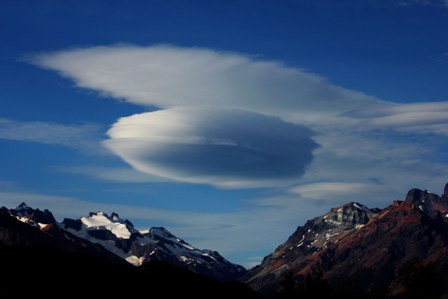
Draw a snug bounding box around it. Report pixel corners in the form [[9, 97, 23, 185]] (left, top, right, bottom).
[[0, 118, 106, 154], [0, 190, 327, 265], [52, 165, 169, 183]]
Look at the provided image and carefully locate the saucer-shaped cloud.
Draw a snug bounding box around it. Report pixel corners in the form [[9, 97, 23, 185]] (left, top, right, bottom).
[[31, 45, 383, 124], [104, 108, 318, 188]]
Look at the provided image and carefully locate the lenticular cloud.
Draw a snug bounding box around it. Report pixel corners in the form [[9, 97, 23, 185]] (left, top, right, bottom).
[[30, 44, 382, 124], [104, 108, 318, 188], [30, 44, 448, 190]]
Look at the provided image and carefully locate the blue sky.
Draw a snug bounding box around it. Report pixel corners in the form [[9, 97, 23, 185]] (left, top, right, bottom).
[[1, 0, 448, 267]]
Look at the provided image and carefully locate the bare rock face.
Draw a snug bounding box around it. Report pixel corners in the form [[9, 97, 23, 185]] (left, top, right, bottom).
[[443, 182, 448, 199], [245, 184, 448, 297]]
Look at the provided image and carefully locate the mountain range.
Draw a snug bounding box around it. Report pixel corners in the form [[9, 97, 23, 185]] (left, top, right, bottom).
[[0, 203, 257, 298], [245, 183, 448, 298], [3, 202, 245, 281], [1, 183, 448, 298]]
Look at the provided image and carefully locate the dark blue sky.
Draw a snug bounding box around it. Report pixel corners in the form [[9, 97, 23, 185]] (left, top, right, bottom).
[[1, 0, 448, 266]]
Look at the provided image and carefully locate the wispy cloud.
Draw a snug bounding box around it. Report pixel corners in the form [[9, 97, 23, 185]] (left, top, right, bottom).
[[392, 0, 448, 7], [53, 165, 169, 183], [0, 118, 105, 154], [6, 179, 447, 267], [0, 180, 18, 190], [349, 102, 448, 134], [291, 182, 386, 200]]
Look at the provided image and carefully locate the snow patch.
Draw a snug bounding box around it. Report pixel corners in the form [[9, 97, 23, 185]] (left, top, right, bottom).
[[126, 255, 144, 266], [181, 243, 195, 250], [81, 213, 131, 239], [38, 223, 48, 229], [202, 252, 218, 262], [15, 216, 29, 224]]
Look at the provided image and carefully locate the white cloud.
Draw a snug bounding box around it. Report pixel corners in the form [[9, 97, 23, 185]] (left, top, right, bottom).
[[349, 102, 448, 134], [30, 45, 385, 125], [0, 118, 104, 154], [291, 182, 385, 200], [104, 108, 318, 188], [29, 44, 448, 195]]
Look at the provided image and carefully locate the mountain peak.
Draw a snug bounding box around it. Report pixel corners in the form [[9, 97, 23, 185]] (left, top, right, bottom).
[[246, 183, 448, 297], [14, 202, 35, 217], [16, 202, 30, 210], [404, 186, 448, 218], [9, 202, 56, 226], [147, 227, 175, 239], [60, 211, 246, 280], [325, 201, 376, 228]]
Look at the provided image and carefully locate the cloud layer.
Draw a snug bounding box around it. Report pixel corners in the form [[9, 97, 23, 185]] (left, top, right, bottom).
[[31, 45, 385, 124]]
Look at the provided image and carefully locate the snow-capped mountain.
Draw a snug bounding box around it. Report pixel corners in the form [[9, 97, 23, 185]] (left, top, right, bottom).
[[1, 203, 126, 263], [1, 202, 246, 280], [245, 183, 448, 298], [62, 211, 246, 280], [0, 205, 259, 298], [1, 203, 245, 280]]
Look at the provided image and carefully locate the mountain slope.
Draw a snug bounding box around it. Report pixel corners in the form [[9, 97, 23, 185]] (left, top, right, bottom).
[[245, 183, 448, 298], [0, 242, 259, 298]]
